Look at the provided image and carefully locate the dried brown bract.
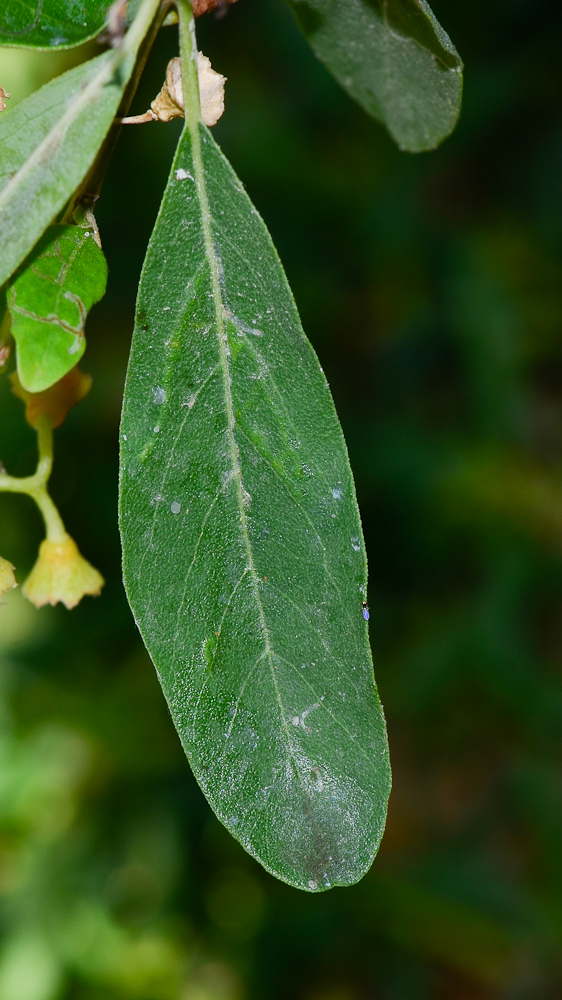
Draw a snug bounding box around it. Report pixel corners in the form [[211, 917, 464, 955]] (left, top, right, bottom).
[[121, 54, 226, 128], [151, 57, 185, 123], [195, 53, 226, 126]]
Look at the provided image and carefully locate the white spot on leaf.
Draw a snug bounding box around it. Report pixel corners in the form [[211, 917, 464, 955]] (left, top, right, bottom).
[[151, 386, 166, 405], [311, 767, 324, 792]]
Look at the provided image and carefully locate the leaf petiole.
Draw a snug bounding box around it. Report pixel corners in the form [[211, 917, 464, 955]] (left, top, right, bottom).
[[177, 0, 201, 127]]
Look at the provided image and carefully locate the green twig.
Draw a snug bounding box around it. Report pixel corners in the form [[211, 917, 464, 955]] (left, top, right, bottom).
[[0, 417, 68, 544]]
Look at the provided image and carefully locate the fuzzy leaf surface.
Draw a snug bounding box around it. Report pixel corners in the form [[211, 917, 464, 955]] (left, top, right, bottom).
[[288, 0, 462, 151], [8, 224, 107, 392], [0, 46, 139, 288], [119, 124, 391, 891], [0, 0, 110, 49]]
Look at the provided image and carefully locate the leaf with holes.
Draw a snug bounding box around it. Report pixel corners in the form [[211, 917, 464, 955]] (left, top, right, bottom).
[[119, 120, 391, 891], [287, 0, 463, 152], [8, 224, 107, 393]]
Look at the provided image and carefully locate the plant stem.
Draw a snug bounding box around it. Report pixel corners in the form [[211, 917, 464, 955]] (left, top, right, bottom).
[[177, 0, 201, 130], [0, 418, 68, 544]]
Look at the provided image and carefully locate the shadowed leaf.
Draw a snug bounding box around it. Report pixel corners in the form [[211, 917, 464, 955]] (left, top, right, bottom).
[[288, 0, 463, 151]]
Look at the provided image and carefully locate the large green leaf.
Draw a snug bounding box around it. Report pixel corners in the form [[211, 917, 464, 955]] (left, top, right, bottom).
[[0, 0, 159, 288], [0, 0, 110, 49], [119, 121, 391, 891], [288, 0, 463, 152], [8, 223, 107, 392]]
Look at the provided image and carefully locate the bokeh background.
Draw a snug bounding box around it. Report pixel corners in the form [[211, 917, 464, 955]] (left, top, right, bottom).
[[1, 0, 562, 995]]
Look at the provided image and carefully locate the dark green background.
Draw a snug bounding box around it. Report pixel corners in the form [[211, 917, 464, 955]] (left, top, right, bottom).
[[1, 0, 562, 995]]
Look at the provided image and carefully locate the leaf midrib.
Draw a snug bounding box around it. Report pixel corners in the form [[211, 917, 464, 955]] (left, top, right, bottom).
[[188, 121, 321, 832]]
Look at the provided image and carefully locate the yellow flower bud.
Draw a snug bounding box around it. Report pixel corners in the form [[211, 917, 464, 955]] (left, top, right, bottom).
[[0, 557, 17, 600], [22, 537, 104, 610]]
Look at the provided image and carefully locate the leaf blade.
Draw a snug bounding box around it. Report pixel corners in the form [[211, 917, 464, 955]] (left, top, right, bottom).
[[0, 0, 158, 287], [0, 0, 110, 49], [0, 53, 119, 287], [288, 0, 463, 152], [8, 224, 108, 392], [120, 124, 391, 891]]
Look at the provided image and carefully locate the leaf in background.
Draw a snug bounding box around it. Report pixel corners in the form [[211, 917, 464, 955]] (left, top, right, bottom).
[[8, 224, 107, 392], [287, 0, 462, 152], [120, 121, 391, 891], [0, 0, 110, 49], [0, 0, 158, 288]]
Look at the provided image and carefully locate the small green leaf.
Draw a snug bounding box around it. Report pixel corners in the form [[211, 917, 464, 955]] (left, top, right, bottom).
[[8, 224, 107, 393], [119, 122, 391, 891], [0, 0, 159, 287], [288, 0, 463, 152], [0, 0, 110, 49]]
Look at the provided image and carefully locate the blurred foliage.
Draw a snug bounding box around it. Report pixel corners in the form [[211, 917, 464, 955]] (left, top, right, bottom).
[[1, 0, 562, 995]]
